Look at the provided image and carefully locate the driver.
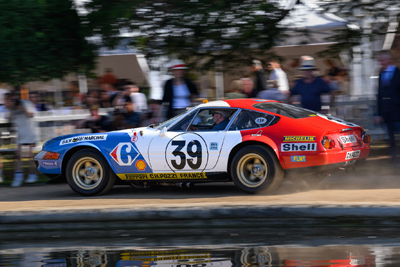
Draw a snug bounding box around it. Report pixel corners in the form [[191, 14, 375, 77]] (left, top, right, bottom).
[[212, 110, 230, 130]]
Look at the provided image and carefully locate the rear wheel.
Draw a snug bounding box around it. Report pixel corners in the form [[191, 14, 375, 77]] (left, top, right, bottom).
[[230, 145, 284, 193], [66, 149, 116, 196]]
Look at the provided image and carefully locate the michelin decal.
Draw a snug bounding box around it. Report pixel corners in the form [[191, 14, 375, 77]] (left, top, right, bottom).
[[60, 134, 107, 145]]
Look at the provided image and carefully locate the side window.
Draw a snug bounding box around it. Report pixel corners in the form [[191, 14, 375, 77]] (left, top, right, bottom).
[[249, 111, 274, 127], [229, 110, 274, 131], [169, 111, 197, 132], [188, 108, 237, 131]]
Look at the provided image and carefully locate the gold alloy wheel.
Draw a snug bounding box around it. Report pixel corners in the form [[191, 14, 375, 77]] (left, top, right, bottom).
[[236, 153, 268, 188], [72, 156, 104, 190]]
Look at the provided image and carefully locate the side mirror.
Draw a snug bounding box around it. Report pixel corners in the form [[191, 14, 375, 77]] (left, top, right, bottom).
[[160, 127, 167, 137]]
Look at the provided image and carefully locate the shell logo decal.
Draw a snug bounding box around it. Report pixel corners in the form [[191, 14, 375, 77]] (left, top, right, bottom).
[[136, 160, 146, 171]]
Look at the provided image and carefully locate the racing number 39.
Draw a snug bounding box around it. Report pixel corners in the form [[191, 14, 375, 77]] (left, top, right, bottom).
[[171, 140, 202, 169]]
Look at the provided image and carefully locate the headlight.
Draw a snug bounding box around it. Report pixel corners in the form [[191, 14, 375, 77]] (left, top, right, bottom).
[[34, 150, 60, 160]]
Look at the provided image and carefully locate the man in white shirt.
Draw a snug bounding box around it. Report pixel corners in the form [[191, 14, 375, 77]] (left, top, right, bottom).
[[269, 59, 289, 93], [125, 81, 148, 112]]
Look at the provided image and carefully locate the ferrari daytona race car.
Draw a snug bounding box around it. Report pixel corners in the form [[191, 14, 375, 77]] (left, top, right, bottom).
[[34, 99, 370, 196]]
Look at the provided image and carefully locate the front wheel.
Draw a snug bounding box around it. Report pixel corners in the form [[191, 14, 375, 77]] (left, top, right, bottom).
[[230, 145, 284, 194], [66, 149, 116, 196]]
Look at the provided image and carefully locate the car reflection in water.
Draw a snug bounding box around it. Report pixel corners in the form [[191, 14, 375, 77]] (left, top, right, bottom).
[[0, 245, 383, 267]]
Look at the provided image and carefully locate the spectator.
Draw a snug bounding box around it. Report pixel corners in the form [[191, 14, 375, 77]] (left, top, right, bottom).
[[251, 60, 268, 97], [125, 81, 148, 112], [374, 51, 400, 166], [257, 80, 286, 102], [67, 81, 84, 108], [161, 59, 198, 120], [0, 92, 11, 183], [268, 58, 289, 94], [324, 59, 340, 78], [225, 80, 247, 99], [99, 68, 118, 86], [6, 93, 38, 187], [84, 90, 100, 109], [29, 92, 48, 111], [101, 83, 119, 106], [99, 90, 112, 108], [240, 75, 254, 98], [76, 104, 109, 133], [121, 97, 141, 128], [289, 56, 333, 113]]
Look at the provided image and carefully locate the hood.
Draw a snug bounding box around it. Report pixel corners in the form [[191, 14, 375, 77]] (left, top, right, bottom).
[[42, 133, 79, 149]]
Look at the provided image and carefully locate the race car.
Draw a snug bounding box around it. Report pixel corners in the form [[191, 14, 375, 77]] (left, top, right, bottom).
[[34, 99, 371, 196]]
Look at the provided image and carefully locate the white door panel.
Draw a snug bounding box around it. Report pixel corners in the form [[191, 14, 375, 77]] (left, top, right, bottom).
[[213, 131, 243, 172], [149, 131, 227, 172]]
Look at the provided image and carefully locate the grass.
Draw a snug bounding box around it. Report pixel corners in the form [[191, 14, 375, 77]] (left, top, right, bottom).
[[0, 155, 49, 186]]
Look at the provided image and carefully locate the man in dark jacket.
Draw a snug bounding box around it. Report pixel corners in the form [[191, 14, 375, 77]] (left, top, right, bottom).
[[374, 52, 400, 165], [162, 60, 198, 120]]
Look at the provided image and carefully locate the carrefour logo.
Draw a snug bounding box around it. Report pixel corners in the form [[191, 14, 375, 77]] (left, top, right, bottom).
[[110, 142, 140, 166]]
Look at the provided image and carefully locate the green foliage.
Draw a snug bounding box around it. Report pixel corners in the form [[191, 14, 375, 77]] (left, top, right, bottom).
[[84, 0, 295, 70], [318, 0, 400, 57], [0, 0, 96, 85]]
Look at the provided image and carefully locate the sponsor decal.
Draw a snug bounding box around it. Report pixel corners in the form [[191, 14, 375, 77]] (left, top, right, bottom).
[[60, 134, 107, 145], [135, 160, 146, 171], [121, 250, 191, 256], [251, 130, 262, 137], [210, 142, 218, 150], [281, 143, 317, 152], [166, 133, 208, 172], [255, 117, 267, 124], [254, 99, 267, 102], [121, 255, 210, 261], [291, 155, 306, 162], [340, 135, 357, 144], [345, 150, 360, 160], [41, 160, 59, 167], [131, 131, 139, 143], [283, 136, 315, 142], [120, 172, 207, 180], [110, 142, 140, 166]]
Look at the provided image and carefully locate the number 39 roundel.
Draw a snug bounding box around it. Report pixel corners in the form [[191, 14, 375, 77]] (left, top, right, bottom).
[[165, 133, 209, 172]]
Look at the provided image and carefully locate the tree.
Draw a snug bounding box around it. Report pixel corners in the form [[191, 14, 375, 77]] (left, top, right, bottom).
[[0, 0, 96, 85], [83, 0, 299, 70], [317, 0, 400, 57]]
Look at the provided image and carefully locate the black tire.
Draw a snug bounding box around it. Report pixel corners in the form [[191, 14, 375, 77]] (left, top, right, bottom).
[[66, 149, 116, 196], [230, 145, 284, 193]]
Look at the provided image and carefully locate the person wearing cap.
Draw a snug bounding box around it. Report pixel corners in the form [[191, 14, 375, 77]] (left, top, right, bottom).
[[211, 110, 230, 131], [289, 56, 333, 112], [161, 60, 198, 119]]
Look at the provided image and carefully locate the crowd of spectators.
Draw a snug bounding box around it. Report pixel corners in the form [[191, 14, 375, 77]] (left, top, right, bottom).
[[225, 56, 350, 114]]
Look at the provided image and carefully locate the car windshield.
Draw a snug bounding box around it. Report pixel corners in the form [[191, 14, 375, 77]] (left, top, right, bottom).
[[152, 107, 195, 130], [253, 102, 318, 119]]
